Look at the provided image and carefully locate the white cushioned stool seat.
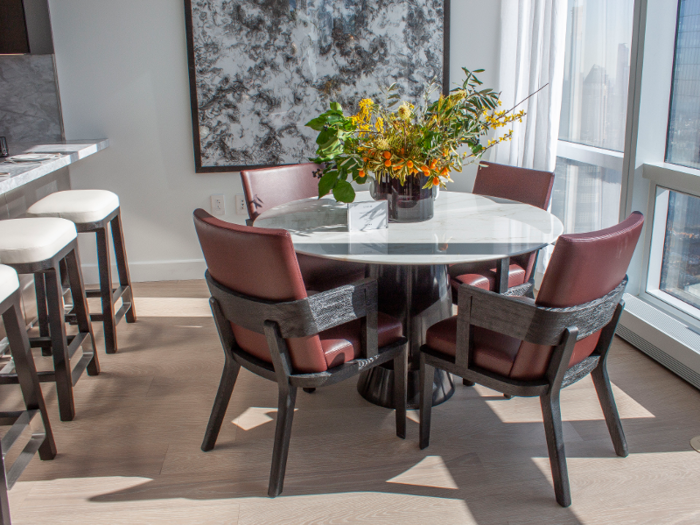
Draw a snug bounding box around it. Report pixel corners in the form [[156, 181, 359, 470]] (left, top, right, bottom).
[[0, 264, 20, 304], [0, 218, 77, 264], [27, 190, 120, 224]]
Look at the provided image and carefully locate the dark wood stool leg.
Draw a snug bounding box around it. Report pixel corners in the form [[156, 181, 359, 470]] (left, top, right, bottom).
[[201, 358, 240, 452], [34, 274, 51, 356], [394, 345, 408, 439], [540, 391, 571, 507], [3, 293, 57, 461], [419, 355, 435, 450], [65, 248, 99, 377], [462, 379, 474, 386], [110, 210, 136, 323], [268, 383, 297, 498], [44, 266, 75, 422], [302, 388, 315, 394], [95, 226, 117, 354], [0, 439, 10, 525]]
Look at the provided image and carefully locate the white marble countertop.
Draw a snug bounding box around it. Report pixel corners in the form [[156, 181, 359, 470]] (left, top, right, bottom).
[[254, 191, 565, 265], [0, 140, 109, 195]]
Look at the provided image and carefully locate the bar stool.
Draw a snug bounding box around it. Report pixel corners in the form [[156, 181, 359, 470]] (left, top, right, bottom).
[[27, 190, 136, 354], [0, 218, 99, 421], [0, 264, 57, 524]]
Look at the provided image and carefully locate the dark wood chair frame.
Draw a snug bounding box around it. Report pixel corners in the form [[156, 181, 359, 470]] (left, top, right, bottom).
[[420, 278, 630, 507], [0, 287, 57, 524], [39, 207, 137, 355], [4, 238, 100, 421], [201, 271, 409, 497]]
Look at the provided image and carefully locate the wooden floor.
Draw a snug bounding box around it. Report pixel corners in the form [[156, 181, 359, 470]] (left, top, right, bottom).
[[1, 279, 699, 524]]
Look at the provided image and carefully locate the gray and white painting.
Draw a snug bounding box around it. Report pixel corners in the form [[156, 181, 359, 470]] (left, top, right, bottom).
[[187, 0, 446, 170]]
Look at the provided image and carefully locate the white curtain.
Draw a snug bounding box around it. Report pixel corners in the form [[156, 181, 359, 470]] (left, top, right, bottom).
[[492, 0, 568, 173]]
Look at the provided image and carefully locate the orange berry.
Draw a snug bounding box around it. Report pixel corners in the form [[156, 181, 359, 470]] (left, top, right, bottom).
[[393, 164, 402, 171], [430, 160, 437, 169], [384, 159, 392, 167], [358, 170, 366, 178], [382, 151, 391, 159], [406, 160, 414, 169], [362, 157, 369, 162], [400, 148, 405, 155], [432, 177, 440, 186], [441, 167, 449, 176]]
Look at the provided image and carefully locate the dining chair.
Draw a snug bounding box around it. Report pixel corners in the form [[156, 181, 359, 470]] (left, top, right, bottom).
[[449, 161, 555, 299], [193, 209, 408, 497], [240, 163, 366, 292], [419, 212, 644, 507]]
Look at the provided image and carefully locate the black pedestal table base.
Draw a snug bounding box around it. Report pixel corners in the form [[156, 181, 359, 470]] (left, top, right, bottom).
[[358, 264, 455, 409]]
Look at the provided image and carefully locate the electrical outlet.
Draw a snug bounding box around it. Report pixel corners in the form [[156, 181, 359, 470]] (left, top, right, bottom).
[[210, 194, 225, 216], [235, 194, 247, 215]]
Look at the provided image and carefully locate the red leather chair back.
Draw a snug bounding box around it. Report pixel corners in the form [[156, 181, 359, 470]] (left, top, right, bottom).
[[473, 162, 554, 209], [473, 162, 555, 282], [193, 209, 330, 373], [240, 163, 320, 222], [509, 212, 644, 380]]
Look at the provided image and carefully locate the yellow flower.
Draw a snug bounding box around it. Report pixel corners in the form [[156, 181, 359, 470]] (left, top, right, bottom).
[[397, 102, 412, 121], [375, 117, 384, 132]]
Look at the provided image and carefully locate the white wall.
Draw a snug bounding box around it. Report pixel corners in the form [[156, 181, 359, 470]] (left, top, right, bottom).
[[49, 0, 502, 282]]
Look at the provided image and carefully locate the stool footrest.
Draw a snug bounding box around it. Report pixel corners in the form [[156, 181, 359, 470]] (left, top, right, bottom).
[[0, 409, 45, 489], [85, 285, 128, 304]]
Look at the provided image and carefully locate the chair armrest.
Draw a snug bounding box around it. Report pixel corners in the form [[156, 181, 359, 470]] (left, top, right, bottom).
[[206, 271, 377, 339], [457, 278, 627, 347]]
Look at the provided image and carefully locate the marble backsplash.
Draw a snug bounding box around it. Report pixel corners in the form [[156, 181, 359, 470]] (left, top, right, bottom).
[[0, 54, 64, 146]]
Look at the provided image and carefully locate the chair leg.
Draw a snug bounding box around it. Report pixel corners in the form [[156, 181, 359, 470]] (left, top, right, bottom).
[[0, 439, 10, 525], [65, 248, 99, 377], [540, 392, 571, 507], [201, 358, 240, 452], [302, 388, 315, 394], [3, 295, 57, 461], [34, 274, 51, 356], [44, 267, 75, 422], [111, 210, 136, 323], [96, 226, 117, 354], [393, 346, 408, 439], [419, 355, 434, 450], [268, 383, 297, 498], [591, 364, 629, 457], [462, 378, 474, 386]]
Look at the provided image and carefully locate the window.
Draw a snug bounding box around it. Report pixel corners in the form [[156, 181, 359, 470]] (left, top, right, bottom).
[[666, 0, 700, 169], [647, 189, 700, 319], [553, 0, 635, 234]]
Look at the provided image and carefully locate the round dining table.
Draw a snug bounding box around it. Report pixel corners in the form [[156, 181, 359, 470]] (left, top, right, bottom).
[[255, 191, 564, 408]]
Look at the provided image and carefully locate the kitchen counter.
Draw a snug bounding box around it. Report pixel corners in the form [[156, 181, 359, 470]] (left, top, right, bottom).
[[0, 140, 109, 196]]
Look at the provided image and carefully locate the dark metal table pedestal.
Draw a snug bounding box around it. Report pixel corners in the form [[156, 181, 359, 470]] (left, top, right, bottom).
[[357, 264, 455, 409]]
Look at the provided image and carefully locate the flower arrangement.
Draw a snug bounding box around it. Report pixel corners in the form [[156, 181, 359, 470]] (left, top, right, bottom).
[[305, 68, 525, 203]]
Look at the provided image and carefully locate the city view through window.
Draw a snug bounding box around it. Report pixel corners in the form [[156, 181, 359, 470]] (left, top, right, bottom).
[[658, 0, 700, 315], [552, 0, 633, 234]]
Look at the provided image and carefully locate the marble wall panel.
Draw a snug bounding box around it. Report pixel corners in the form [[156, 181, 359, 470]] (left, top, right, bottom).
[[187, 0, 446, 170], [0, 54, 64, 145]]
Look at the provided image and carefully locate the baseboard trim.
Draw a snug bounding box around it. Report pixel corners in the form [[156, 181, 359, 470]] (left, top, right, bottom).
[[81, 259, 207, 284]]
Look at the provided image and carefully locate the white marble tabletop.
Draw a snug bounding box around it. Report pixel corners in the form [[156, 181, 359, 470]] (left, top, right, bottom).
[[0, 140, 109, 196], [254, 191, 565, 265]]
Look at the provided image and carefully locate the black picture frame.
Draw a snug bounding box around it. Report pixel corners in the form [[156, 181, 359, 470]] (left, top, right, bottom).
[[184, 0, 451, 173]]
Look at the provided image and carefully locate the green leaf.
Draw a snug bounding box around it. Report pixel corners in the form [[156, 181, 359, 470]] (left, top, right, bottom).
[[332, 180, 356, 203], [305, 116, 327, 131], [318, 171, 338, 197], [330, 101, 343, 112]]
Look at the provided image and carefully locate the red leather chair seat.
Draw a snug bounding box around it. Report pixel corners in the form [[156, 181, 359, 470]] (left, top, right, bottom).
[[450, 263, 526, 293], [233, 312, 403, 372], [425, 314, 601, 380]]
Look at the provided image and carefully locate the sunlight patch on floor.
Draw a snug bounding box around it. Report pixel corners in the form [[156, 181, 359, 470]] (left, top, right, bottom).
[[480, 380, 654, 424], [132, 297, 211, 317], [406, 410, 420, 424], [233, 407, 298, 431], [386, 455, 459, 490]]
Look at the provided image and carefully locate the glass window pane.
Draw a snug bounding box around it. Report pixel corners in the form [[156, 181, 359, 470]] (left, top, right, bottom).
[[559, 0, 634, 151], [658, 191, 700, 310], [666, 0, 700, 169], [551, 157, 622, 233]]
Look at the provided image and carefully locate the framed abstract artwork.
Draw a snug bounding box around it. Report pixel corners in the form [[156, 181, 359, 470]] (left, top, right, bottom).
[[184, 0, 450, 172]]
